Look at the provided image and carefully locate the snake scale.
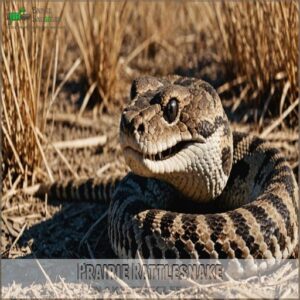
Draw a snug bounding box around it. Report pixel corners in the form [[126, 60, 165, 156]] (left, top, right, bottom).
[[41, 75, 298, 261]]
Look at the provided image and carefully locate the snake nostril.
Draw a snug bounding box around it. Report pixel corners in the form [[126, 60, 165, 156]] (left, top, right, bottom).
[[137, 124, 145, 135]]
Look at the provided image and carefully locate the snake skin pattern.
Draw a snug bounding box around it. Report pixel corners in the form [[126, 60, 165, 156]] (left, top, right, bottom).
[[42, 76, 299, 262]]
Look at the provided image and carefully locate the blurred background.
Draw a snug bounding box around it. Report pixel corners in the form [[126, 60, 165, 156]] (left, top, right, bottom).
[[1, 1, 298, 260]]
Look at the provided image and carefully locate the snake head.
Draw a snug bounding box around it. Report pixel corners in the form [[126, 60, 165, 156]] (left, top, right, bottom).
[[120, 76, 233, 202]]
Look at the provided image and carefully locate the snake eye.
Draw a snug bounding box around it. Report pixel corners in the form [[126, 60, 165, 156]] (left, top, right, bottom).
[[164, 98, 179, 123]]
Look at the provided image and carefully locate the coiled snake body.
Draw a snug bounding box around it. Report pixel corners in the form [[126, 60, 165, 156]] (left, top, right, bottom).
[[43, 76, 298, 261]]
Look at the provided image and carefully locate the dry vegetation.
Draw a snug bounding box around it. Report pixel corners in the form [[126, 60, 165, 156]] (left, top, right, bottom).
[[1, 1, 66, 189], [211, 1, 298, 124], [1, 0, 299, 298]]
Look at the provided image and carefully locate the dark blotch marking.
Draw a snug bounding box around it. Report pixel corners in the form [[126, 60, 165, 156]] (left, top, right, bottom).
[[144, 209, 160, 225], [221, 146, 232, 176], [261, 192, 293, 244], [199, 81, 219, 100], [197, 116, 228, 139], [228, 211, 260, 257], [160, 212, 177, 238], [234, 248, 244, 259], [195, 242, 211, 259], [181, 214, 197, 241], [175, 239, 191, 258], [197, 120, 215, 138], [214, 116, 225, 128], [214, 242, 228, 258], [249, 138, 265, 153], [251, 243, 260, 257], [230, 241, 238, 251], [271, 174, 295, 203], [245, 204, 278, 256], [206, 214, 226, 243], [190, 232, 200, 244], [233, 132, 247, 149]]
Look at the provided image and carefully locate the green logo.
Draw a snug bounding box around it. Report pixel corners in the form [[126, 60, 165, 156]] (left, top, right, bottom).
[[7, 7, 31, 24], [44, 16, 52, 22]]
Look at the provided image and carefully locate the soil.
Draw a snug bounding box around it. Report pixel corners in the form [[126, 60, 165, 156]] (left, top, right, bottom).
[[1, 45, 298, 261]]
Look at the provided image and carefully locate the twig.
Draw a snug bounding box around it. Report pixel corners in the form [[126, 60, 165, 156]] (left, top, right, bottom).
[[279, 81, 291, 116], [47, 113, 102, 129], [96, 163, 112, 177], [137, 251, 151, 290], [123, 34, 156, 66], [260, 99, 299, 138], [23, 100, 54, 182], [20, 183, 41, 196], [1, 124, 24, 173], [232, 84, 250, 113], [2, 216, 19, 237], [36, 260, 59, 298], [35, 127, 79, 179], [217, 76, 246, 94], [52, 135, 107, 150], [78, 81, 97, 118], [9, 223, 27, 257], [2, 175, 22, 202], [86, 242, 95, 259], [2, 203, 32, 214], [259, 84, 275, 128], [46, 57, 82, 120], [265, 130, 298, 141], [1, 47, 24, 130]]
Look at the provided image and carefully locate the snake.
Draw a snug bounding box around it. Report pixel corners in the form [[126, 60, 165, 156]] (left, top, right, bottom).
[[40, 75, 298, 262]]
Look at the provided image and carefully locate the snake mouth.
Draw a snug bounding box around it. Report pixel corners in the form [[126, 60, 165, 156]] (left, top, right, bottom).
[[144, 140, 191, 161], [123, 137, 205, 163]]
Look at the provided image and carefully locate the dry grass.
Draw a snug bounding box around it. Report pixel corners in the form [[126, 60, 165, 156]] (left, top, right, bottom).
[[64, 2, 212, 113], [210, 1, 298, 122], [65, 2, 132, 114], [1, 1, 63, 189]]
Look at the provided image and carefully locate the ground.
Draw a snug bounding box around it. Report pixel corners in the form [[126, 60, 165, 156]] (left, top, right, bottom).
[[1, 29, 298, 300]]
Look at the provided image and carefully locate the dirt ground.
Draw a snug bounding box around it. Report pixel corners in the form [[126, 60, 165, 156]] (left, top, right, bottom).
[[1, 41, 299, 261]]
